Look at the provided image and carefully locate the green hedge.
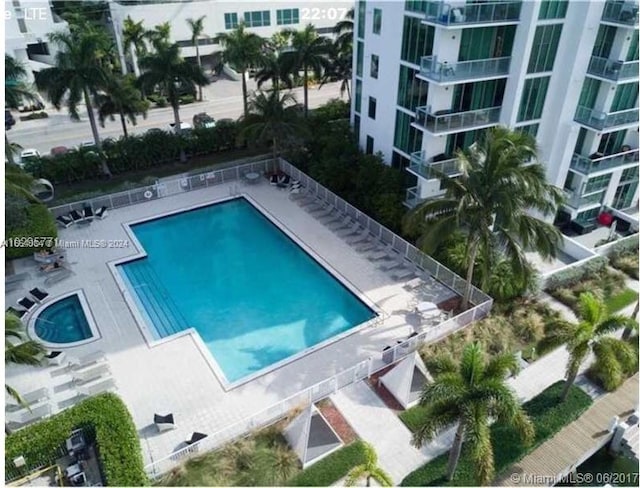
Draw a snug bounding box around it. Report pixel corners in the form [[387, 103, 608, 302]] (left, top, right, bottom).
[[400, 381, 593, 486], [5, 393, 147, 486], [288, 440, 368, 486], [545, 256, 608, 291], [19, 111, 49, 121], [5, 201, 57, 259]]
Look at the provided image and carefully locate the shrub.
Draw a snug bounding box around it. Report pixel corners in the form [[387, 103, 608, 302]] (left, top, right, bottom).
[[545, 256, 608, 291], [179, 94, 195, 105], [609, 242, 639, 280], [154, 95, 168, 107], [5, 200, 57, 259], [5, 393, 147, 486], [606, 288, 639, 314], [288, 440, 369, 486], [400, 382, 593, 486], [19, 111, 48, 121]]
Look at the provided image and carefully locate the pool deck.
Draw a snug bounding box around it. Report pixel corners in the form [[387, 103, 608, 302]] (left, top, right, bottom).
[[5, 178, 458, 469]]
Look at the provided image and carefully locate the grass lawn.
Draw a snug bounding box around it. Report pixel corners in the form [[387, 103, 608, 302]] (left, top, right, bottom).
[[606, 288, 639, 314], [52, 147, 267, 204], [400, 381, 593, 486]]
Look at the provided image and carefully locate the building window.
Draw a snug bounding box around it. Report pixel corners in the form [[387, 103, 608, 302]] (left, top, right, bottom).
[[528, 24, 563, 73], [577, 78, 601, 110], [584, 174, 612, 194], [370, 54, 379, 79], [517, 77, 550, 122], [515, 123, 539, 138], [592, 25, 616, 59], [574, 128, 588, 154], [401, 16, 434, 65], [598, 130, 627, 155], [355, 80, 362, 113], [627, 34, 639, 62], [373, 8, 382, 34], [621, 166, 639, 182], [243, 10, 270, 27], [405, 1, 428, 14], [353, 114, 361, 144], [538, 0, 569, 19], [391, 150, 410, 169], [576, 208, 601, 222], [357, 1, 366, 39], [397, 65, 428, 112], [276, 8, 299, 25], [452, 79, 506, 112], [394, 110, 423, 154], [459, 26, 516, 61], [446, 129, 486, 155], [356, 41, 364, 77], [612, 181, 638, 209], [611, 83, 639, 111], [368, 97, 377, 119], [366, 136, 374, 155], [224, 13, 238, 29]]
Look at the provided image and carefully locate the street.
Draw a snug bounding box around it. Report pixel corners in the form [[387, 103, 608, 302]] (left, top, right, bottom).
[[7, 79, 346, 155]]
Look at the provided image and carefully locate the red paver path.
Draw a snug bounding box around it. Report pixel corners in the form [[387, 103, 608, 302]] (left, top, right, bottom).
[[317, 399, 358, 444]]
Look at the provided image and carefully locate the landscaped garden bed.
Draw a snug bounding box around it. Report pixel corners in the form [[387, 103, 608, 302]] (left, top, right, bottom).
[[609, 244, 639, 280], [400, 381, 593, 486]]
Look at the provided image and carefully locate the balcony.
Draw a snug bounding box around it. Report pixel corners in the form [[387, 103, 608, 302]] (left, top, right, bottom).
[[418, 56, 511, 84], [423, 1, 521, 28], [586, 56, 639, 82], [405, 186, 427, 209], [570, 147, 639, 175], [564, 189, 605, 209], [601, 0, 639, 26], [574, 106, 639, 131], [414, 105, 501, 134], [409, 151, 461, 179]]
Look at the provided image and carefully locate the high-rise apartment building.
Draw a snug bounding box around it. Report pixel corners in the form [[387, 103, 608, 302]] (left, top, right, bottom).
[[352, 0, 639, 228]]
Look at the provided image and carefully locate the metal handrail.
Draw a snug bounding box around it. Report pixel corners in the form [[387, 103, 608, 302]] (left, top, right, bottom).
[[587, 56, 639, 81], [601, 0, 639, 25], [419, 55, 511, 83], [423, 0, 522, 26], [415, 105, 502, 133], [563, 188, 605, 208], [574, 106, 639, 130], [409, 150, 460, 179], [570, 147, 639, 174]]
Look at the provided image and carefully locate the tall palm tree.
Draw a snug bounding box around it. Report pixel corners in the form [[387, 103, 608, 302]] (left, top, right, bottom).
[[539, 292, 637, 398], [254, 49, 293, 95], [321, 43, 352, 101], [281, 24, 331, 117], [242, 90, 304, 166], [5, 163, 36, 202], [146, 22, 171, 51], [122, 16, 147, 76], [412, 343, 534, 484], [404, 127, 564, 309], [333, 7, 354, 55], [345, 442, 392, 487], [138, 43, 208, 161], [5, 313, 45, 407], [215, 22, 264, 118], [36, 29, 112, 176], [186, 15, 208, 101], [5, 55, 39, 165], [95, 74, 148, 138]]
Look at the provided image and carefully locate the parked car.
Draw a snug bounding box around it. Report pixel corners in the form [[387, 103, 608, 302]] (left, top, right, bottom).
[[77, 141, 96, 150], [18, 96, 45, 112], [50, 146, 70, 157], [146, 128, 165, 135], [19, 148, 41, 166], [168, 122, 192, 133], [193, 112, 216, 129]]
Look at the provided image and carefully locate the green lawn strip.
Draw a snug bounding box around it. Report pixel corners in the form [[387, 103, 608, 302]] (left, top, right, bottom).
[[288, 440, 368, 486], [51, 148, 267, 204], [400, 382, 593, 486], [5, 393, 147, 486], [399, 405, 428, 433], [606, 288, 639, 314]]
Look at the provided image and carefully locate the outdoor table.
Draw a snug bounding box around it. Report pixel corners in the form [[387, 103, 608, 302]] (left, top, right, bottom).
[[65, 463, 82, 478], [245, 172, 260, 184], [416, 301, 438, 313]]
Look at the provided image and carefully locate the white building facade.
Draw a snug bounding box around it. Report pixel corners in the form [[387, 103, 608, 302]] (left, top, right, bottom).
[[351, 0, 639, 228]]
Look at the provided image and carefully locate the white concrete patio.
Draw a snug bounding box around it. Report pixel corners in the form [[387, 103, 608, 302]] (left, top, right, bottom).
[[5, 177, 460, 470]]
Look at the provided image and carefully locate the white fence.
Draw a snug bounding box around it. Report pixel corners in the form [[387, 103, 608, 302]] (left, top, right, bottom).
[[594, 233, 639, 257]]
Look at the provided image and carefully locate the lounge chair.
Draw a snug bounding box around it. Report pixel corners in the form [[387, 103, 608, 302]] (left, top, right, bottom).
[[327, 216, 352, 230], [404, 276, 424, 291], [29, 287, 49, 303], [76, 377, 116, 397], [69, 351, 106, 370], [392, 267, 416, 281], [69, 210, 85, 223], [6, 403, 51, 425], [297, 194, 318, 207], [368, 247, 396, 262], [45, 350, 66, 366], [7, 387, 49, 407], [318, 210, 341, 224], [17, 297, 37, 313], [56, 215, 74, 228], [277, 175, 291, 188], [346, 230, 371, 245], [335, 223, 362, 237], [44, 268, 73, 286], [6, 272, 29, 285], [380, 258, 406, 271], [186, 432, 208, 446], [33, 250, 65, 264], [269, 174, 279, 186], [355, 240, 378, 253], [83, 205, 94, 220], [95, 206, 108, 219], [6, 306, 27, 319], [306, 201, 329, 213], [154, 413, 176, 432], [39, 259, 66, 274], [72, 363, 111, 384]]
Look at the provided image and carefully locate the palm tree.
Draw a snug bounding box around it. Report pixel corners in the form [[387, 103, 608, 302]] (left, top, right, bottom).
[[5, 163, 36, 202], [321, 43, 352, 101], [281, 24, 331, 117], [215, 22, 264, 118], [5, 55, 39, 165], [5, 313, 45, 407], [539, 292, 637, 397], [146, 22, 171, 51], [36, 29, 112, 176], [404, 127, 564, 309], [242, 90, 304, 166], [333, 7, 354, 55], [186, 15, 208, 101], [622, 300, 639, 340], [138, 43, 209, 161], [96, 74, 148, 138], [254, 49, 293, 95], [411, 343, 534, 484], [345, 442, 392, 487], [122, 16, 147, 76]]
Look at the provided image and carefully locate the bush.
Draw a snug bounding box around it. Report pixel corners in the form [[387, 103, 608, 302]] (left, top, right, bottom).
[[545, 256, 608, 291], [606, 288, 639, 314], [288, 440, 368, 486], [609, 241, 639, 280], [400, 382, 593, 486], [5, 200, 57, 259], [154, 95, 168, 107], [19, 111, 48, 121], [5, 393, 147, 486], [179, 94, 195, 105]]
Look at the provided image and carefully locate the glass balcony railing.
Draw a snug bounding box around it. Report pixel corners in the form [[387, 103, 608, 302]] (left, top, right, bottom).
[[423, 0, 521, 27], [415, 105, 501, 133], [570, 147, 639, 174], [419, 56, 511, 83], [574, 106, 639, 130], [405, 186, 426, 209], [409, 151, 461, 179], [601, 0, 639, 26], [587, 56, 639, 82], [564, 189, 605, 209]]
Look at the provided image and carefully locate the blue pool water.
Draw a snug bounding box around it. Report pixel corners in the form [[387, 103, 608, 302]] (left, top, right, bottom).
[[119, 198, 375, 383], [34, 294, 93, 344]]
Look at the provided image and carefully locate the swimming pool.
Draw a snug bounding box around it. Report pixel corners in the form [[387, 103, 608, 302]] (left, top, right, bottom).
[[118, 198, 376, 385], [32, 293, 94, 345]]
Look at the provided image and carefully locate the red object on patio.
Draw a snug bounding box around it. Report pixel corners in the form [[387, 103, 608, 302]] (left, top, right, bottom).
[[598, 212, 614, 226]]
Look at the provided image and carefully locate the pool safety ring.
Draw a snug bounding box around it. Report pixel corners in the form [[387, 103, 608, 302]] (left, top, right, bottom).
[[144, 190, 153, 199]]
